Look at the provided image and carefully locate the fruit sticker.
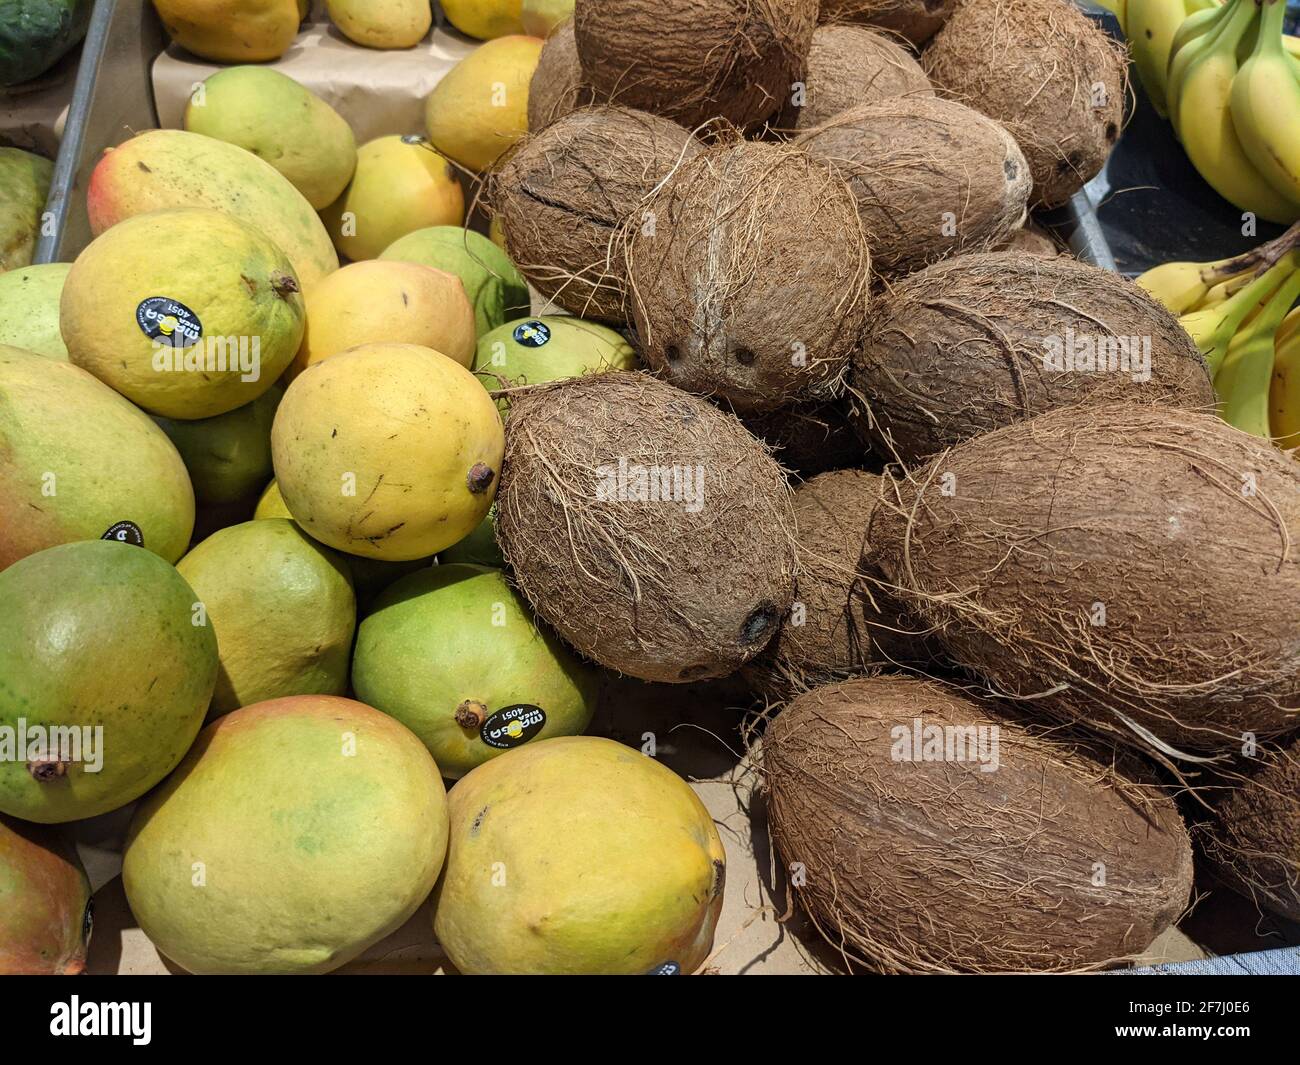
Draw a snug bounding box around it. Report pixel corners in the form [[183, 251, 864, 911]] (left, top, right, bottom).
[[101, 520, 144, 547], [136, 297, 203, 348], [479, 704, 546, 749], [512, 320, 551, 348], [646, 962, 681, 975]]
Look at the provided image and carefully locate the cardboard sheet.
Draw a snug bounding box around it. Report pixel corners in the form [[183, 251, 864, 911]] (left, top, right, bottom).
[[0, 48, 78, 157]]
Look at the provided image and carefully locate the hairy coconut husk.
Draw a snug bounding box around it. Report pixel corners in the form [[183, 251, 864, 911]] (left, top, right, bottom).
[[851, 251, 1214, 464], [996, 219, 1062, 257], [796, 96, 1030, 276], [923, 0, 1128, 209], [741, 470, 940, 703], [819, 0, 960, 47], [762, 675, 1194, 973], [573, 0, 817, 130], [788, 24, 933, 131], [527, 20, 596, 132], [495, 371, 797, 683], [1196, 736, 1300, 922], [492, 106, 700, 322], [738, 398, 865, 479], [625, 140, 871, 413], [867, 403, 1300, 758]]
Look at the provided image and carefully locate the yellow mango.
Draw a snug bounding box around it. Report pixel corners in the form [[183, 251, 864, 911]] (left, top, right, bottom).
[[291, 260, 477, 378], [425, 35, 543, 172], [326, 0, 431, 49], [321, 135, 464, 262], [441, 0, 523, 39], [151, 0, 301, 63]]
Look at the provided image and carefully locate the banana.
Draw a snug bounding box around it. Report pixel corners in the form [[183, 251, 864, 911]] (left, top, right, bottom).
[[1180, 252, 1300, 375], [1216, 264, 1300, 437], [1271, 312, 1300, 446], [1175, 0, 1300, 225], [1230, 0, 1300, 206], [1166, 0, 1233, 135], [1137, 254, 1243, 312], [1129, 0, 1214, 116]]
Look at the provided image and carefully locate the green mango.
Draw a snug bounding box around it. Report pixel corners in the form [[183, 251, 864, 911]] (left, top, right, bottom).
[[0, 263, 71, 358], [156, 383, 283, 505], [0, 147, 52, 273]]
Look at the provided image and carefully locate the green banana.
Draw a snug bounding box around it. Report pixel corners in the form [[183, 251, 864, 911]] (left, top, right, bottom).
[[1129, 0, 1218, 116], [1270, 309, 1300, 445], [1180, 252, 1300, 375], [1175, 0, 1300, 224], [1230, 0, 1300, 206], [1215, 262, 1300, 436]]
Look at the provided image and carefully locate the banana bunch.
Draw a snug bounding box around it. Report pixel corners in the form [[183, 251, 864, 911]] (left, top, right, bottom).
[[1125, 0, 1300, 224], [1138, 222, 1300, 441]]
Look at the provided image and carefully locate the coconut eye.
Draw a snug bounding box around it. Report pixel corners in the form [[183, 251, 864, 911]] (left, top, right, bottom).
[[733, 347, 757, 366], [741, 604, 777, 644], [664, 343, 682, 362]]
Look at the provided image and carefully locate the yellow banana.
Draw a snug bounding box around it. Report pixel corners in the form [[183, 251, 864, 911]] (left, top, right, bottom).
[[1136, 256, 1239, 312], [1216, 263, 1300, 437], [1129, 0, 1218, 116], [1175, 0, 1300, 224], [1230, 0, 1300, 207], [1167, 0, 1233, 134], [1271, 312, 1300, 446], [1180, 252, 1300, 375]]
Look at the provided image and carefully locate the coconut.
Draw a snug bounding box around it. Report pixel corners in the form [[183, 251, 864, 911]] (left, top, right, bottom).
[[997, 220, 1061, 257], [573, 0, 817, 130], [492, 106, 700, 322], [851, 251, 1214, 464], [790, 24, 933, 130], [923, 0, 1128, 209], [819, 0, 960, 47], [741, 469, 938, 702], [1196, 736, 1300, 922], [625, 140, 870, 412], [739, 399, 865, 479], [867, 403, 1300, 757], [796, 96, 1031, 276], [495, 371, 796, 683], [527, 19, 595, 132], [762, 675, 1194, 973]]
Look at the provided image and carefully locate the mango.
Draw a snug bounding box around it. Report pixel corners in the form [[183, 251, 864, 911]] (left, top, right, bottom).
[[252, 479, 433, 608], [178, 520, 355, 718], [0, 540, 218, 823], [353, 564, 597, 777], [521, 0, 572, 38], [86, 129, 339, 287], [441, 0, 523, 39], [321, 135, 464, 262], [0, 148, 52, 273], [123, 695, 449, 974], [425, 35, 543, 172], [184, 67, 357, 210], [62, 207, 305, 420], [272, 343, 504, 560], [0, 346, 194, 571], [475, 316, 637, 412], [151, 0, 301, 62], [0, 263, 71, 358], [292, 260, 475, 378], [380, 225, 529, 335], [437, 507, 503, 567], [155, 383, 282, 505], [0, 817, 92, 975], [433, 736, 726, 974], [327, 0, 430, 48]]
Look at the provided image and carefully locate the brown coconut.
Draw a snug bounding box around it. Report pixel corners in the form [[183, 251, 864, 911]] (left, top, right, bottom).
[[923, 0, 1128, 209], [573, 0, 817, 130], [1197, 737, 1300, 922], [763, 675, 1195, 973], [527, 20, 596, 131], [796, 96, 1031, 276], [867, 403, 1300, 757], [820, 0, 960, 47], [625, 140, 871, 413], [495, 371, 797, 683], [492, 106, 700, 322], [739, 399, 865, 479], [851, 251, 1214, 464], [741, 469, 938, 702], [790, 24, 933, 130], [997, 219, 1062, 257]]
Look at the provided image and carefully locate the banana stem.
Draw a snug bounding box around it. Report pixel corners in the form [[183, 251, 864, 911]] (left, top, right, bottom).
[[1204, 220, 1300, 287]]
